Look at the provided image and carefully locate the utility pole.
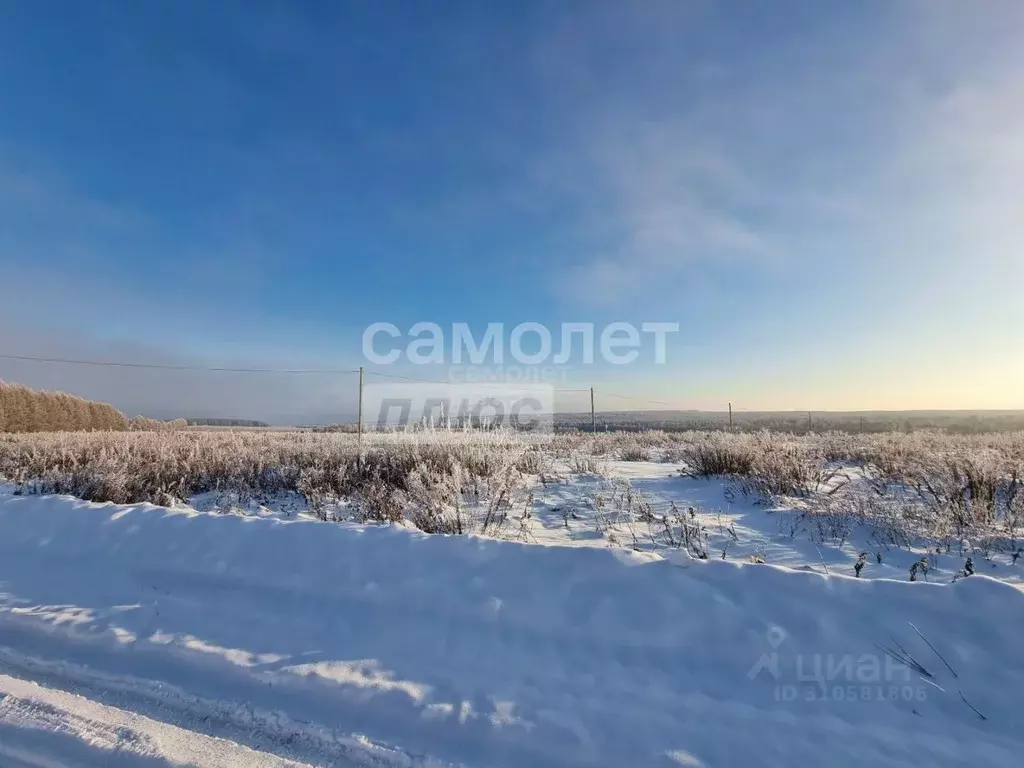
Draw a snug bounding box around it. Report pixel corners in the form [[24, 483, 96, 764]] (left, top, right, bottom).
[[590, 387, 596, 432], [728, 402, 733, 431], [807, 411, 812, 433], [357, 366, 364, 448]]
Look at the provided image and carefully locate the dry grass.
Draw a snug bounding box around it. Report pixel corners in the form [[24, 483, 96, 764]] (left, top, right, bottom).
[[2, 427, 1023, 548], [0, 429, 542, 533]]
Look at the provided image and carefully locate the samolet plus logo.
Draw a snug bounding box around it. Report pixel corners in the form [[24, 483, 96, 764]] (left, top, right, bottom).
[[362, 382, 554, 433]]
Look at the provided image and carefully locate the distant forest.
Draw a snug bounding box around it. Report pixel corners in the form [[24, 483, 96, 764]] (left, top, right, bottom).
[[555, 409, 1024, 434], [3, 378, 1021, 435], [187, 418, 270, 428]]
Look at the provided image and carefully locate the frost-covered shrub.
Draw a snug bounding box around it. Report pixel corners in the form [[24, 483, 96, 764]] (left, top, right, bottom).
[[0, 428, 534, 534], [619, 443, 651, 462], [678, 432, 756, 477]]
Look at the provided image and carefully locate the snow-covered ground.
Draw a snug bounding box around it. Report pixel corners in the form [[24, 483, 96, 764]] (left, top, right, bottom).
[[527, 461, 1024, 584], [186, 458, 1024, 585], [1, 467, 1023, 766]]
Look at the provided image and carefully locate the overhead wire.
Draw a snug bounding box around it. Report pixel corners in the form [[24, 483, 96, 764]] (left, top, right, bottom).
[[0, 353, 678, 407], [0, 353, 359, 374]]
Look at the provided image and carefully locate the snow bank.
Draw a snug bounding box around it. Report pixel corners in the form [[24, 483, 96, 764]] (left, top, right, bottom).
[[1, 492, 1022, 767]]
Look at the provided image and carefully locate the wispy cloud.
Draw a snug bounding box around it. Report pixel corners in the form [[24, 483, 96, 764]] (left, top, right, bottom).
[[526, 0, 1024, 309], [0, 148, 151, 260], [559, 120, 773, 303]]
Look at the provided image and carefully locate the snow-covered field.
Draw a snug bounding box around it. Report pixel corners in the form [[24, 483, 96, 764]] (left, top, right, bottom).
[[191, 456, 1024, 586], [2, 454, 1023, 767]]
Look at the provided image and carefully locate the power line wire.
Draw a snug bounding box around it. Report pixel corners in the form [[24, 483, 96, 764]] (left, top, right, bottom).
[[363, 371, 450, 384], [597, 391, 674, 407], [0, 353, 359, 374], [0, 353, 674, 406], [364, 370, 590, 392]]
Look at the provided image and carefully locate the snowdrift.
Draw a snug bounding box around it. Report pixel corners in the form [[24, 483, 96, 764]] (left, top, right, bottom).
[[1, 492, 1022, 767]]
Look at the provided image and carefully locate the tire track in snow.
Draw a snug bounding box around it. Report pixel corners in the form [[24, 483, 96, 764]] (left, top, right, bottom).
[[0, 671, 310, 767], [0, 648, 456, 768]]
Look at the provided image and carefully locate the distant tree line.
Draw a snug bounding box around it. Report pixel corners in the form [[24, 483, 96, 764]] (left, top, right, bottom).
[[0, 381, 195, 433], [187, 418, 270, 428], [128, 416, 190, 431], [0, 380, 128, 432]]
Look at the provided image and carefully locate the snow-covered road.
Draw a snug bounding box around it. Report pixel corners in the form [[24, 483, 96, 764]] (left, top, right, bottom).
[[1, 490, 1022, 767], [0, 671, 310, 767]]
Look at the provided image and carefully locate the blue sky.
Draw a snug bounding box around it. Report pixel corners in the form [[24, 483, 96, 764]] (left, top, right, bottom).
[[1, 1, 1022, 420]]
